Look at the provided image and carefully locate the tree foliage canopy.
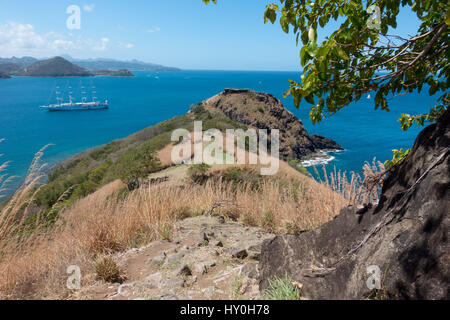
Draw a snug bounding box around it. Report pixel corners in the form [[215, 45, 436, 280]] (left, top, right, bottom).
[[203, 0, 449, 130]]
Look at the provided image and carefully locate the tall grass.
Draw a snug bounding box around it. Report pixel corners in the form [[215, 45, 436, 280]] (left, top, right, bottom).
[[0, 176, 345, 298], [314, 158, 386, 205], [0, 145, 51, 248], [0, 145, 384, 299]]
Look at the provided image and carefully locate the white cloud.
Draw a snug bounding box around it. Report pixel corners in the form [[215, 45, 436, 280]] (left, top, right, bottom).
[[146, 27, 161, 33], [92, 37, 110, 51], [0, 22, 46, 54], [0, 22, 78, 56], [119, 42, 135, 49], [52, 39, 76, 51], [0, 22, 113, 57], [83, 4, 95, 12]]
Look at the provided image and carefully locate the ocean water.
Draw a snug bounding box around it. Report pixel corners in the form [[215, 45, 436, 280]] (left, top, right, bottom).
[[0, 70, 435, 192]]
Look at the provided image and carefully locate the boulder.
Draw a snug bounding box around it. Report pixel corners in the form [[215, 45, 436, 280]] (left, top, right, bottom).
[[259, 109, 450, 300]]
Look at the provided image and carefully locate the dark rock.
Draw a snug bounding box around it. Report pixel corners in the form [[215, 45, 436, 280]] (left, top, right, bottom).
[[224, 88, 251, 94], [259, 109, 450, 300], [310, 134, 344, 151], [197, 233, 209, 247], [212, 240, 223, 247], [232, 249, 248, 260], [248, 251, 260, 261], [175, 264, 192, 277]]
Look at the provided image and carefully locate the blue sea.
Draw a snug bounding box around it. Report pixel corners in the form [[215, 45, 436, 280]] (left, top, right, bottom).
[[0, 70, 435, 192]]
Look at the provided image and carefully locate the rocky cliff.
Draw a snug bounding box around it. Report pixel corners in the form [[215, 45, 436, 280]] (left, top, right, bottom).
[[259, 108, 449, 300], [202, 89, 342, 161]]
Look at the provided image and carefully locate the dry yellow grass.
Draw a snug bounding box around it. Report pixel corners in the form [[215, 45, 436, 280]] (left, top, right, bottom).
[[0, 143, 384, 299], [0, 166, 346, 299]]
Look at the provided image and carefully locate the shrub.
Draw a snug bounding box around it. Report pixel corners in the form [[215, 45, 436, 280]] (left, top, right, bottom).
[[161, 224, 172, 241], [264, 274, 300, 300], [260, 210, 275, 233], [288, 159, 309, 176], [95, 256, 126, 283], [115, 146, 161, 189], [187, 163, 211, 184], [219, 167, 264, 191], [71, 180, 98, 200]]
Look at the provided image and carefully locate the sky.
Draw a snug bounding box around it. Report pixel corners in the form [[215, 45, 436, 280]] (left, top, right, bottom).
[[0, 0, 421, 71]]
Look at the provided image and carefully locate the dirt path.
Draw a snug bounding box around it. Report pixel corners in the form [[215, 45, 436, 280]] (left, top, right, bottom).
[[74, 215, 274, 300]]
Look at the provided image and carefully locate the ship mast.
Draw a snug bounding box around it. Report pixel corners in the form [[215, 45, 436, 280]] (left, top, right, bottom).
[[81, 81, 87, 103], [91, 85, 97, 102], [68, 86, 73, 104], [55, 86, 63, 104]]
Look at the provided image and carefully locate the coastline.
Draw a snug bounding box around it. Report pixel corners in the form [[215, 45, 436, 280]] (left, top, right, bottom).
[[300, 149, 344, 167]]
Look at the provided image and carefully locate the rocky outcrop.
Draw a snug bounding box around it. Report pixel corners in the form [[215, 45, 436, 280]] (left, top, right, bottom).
[[75, 215, 274, 300], [259, 108, 449, 300], [202, 89, 343, 161]]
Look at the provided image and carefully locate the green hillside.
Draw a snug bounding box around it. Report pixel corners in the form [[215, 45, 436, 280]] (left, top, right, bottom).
[[18, 57, 93, 77]]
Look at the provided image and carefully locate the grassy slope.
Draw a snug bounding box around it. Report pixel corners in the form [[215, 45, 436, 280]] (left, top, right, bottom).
[[32, 105, 247, 218]]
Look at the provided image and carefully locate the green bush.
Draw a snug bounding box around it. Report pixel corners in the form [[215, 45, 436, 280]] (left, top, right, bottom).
[[115, 145, 161, 188], [71, 180, 98, 200], [264, 274, 300, 300], [187, 163, 211, 184], [95, 256, 126, 283], [219, 167, 264, 191]]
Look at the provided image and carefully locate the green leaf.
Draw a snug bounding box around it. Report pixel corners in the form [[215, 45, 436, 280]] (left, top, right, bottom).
[[334, 46, 349, 60]]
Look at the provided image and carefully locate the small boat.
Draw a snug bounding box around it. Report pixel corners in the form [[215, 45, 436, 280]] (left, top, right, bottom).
[[367, 94, 371, 99], [40, 83, 109, 111]]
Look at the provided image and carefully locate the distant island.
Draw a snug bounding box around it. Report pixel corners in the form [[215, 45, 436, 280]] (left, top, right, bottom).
[[17, 57, 93, 77], [93, 69, 135, 77], [61, 55, 180, 72], [0, 55, 179, 79]]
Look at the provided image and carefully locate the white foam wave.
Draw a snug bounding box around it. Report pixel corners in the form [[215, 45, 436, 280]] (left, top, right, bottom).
[[300, 150, 343, 167]]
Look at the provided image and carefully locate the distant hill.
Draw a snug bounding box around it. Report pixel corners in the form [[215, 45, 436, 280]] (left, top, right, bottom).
[[0, 56, 38, 67], [0, 63, 22, 74], [0, 71, 11, 79], [62, 55, 180, 71], [93, 69, 135, 77], [18, 57, 93, 77]]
